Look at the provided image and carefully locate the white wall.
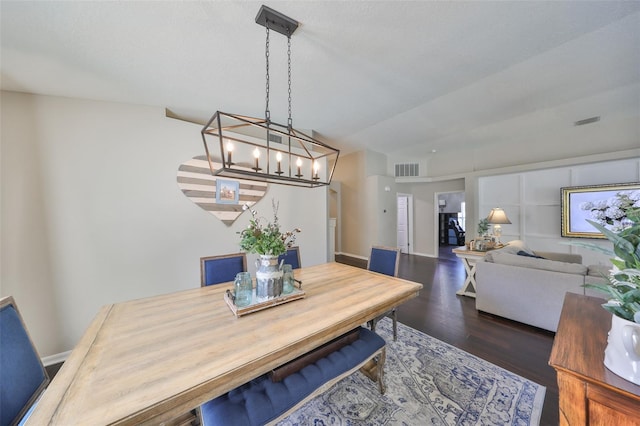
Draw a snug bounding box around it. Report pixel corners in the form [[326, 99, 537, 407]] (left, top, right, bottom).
[[477, 157, 640, 265], [1, 91, 328, 358], [396, 179, 466, 256], [437, 192, 464, 214], [365, 175, 398, 248]]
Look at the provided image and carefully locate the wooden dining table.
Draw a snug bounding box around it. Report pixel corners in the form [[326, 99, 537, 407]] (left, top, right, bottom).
[[27, 262, 423, 425]]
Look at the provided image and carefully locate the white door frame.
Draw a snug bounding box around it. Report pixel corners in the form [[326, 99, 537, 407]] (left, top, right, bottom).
[[397, 193, 414, 254], [328, 182, 341, 258]]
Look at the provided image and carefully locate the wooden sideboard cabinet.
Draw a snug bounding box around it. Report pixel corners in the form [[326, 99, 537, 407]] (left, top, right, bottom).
[[549, 293, 640, 425]]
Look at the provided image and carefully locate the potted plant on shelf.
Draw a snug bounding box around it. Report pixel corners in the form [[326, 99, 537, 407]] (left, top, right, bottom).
[[577, 205, 640, 385], [477, 218, 490, 238], [239, 200, 300, 301]]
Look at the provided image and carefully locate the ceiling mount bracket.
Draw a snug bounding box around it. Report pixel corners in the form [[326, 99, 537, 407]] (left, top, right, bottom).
[[255, 5, 298, 36]]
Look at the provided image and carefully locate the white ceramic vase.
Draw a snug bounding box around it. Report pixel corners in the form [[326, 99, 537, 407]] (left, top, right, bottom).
[[604, 314, 640, 385]]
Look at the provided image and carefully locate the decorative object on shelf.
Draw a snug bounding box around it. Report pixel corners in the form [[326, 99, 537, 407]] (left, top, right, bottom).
[[477, 218, 490, 237], [233, 272, 253, 307], [471, 238, 502, 252], [561, 182, 640, 238], [239, 200, 301, 300], [200, 5, 339, 188], [573, 205, 640, 385], [486, 208, 511, 242], [177, 156, 267, 226]]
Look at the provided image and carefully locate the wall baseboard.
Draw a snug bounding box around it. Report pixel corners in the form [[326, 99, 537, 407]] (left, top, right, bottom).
[[410, 251, 437, 259], [338, 251, 438, 259], [336, 252, 368, 261], [43, 350, 71, 366]]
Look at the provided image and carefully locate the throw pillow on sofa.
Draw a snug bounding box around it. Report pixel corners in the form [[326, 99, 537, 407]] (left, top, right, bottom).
[[516, 250, 545, 259]]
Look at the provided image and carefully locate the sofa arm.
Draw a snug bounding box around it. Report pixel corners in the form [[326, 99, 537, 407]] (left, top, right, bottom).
[[476, 261, 586, 332]]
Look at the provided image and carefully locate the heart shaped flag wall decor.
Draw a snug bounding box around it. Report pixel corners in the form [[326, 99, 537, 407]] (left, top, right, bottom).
[[177, 156, 268, 226]]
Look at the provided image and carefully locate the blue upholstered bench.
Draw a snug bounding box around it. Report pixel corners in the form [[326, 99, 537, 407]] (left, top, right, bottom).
[[199, 327, 386, 426]]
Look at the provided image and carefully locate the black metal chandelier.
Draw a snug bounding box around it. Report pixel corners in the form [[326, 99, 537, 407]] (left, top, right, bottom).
[[201, 5, 339, 188]]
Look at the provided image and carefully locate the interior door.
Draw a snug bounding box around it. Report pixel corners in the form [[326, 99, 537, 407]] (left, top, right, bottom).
[[397, 196, 409, 253]]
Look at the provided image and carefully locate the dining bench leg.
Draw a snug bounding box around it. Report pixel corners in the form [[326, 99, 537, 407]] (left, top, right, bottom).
[[360, 346, 386, 394]]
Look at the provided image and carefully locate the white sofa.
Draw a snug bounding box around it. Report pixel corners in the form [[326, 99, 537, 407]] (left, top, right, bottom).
[[475, 241, 607, 332]]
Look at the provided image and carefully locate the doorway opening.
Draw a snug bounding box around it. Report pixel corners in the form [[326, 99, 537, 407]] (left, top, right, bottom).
[[328, 182, 341, 261], [397, 194, 413, 254], [435, 191, 465, 259]]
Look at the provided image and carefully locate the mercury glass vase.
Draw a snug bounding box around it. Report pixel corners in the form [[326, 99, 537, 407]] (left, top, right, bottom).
[[255, 255, 283, 301]]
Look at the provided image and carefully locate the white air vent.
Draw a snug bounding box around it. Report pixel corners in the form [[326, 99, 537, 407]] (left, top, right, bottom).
[[268, 133, 283, 144], [395, 163, 419, 177], [574, 116, 600, 126]]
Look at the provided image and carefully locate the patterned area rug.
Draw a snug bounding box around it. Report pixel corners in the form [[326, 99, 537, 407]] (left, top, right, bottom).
[[278, 318, 545, 425]]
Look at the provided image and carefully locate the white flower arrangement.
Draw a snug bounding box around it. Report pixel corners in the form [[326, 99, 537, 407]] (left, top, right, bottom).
[[580, 190, 640, 232]]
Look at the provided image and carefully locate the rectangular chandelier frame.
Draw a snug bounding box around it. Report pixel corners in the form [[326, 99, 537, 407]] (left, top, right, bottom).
[[201, 111, 340, 188]]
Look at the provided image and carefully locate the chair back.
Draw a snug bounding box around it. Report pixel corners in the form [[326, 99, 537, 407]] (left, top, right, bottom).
[[278, 247, 301, 270], [200, 253, 247, 286], [367, 246, 400, 277], [1, 296, 49, 426]]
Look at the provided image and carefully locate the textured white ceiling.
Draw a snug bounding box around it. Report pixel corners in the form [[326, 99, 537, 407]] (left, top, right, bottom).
[[2, 1, 639, 158]]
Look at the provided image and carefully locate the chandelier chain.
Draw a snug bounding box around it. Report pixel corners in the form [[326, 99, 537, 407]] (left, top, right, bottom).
[[287, 29, 292, 130], [265, 22, 270, 122]]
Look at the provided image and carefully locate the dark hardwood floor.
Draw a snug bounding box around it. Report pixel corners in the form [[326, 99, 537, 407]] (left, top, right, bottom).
[[336, 247, 558, 426]]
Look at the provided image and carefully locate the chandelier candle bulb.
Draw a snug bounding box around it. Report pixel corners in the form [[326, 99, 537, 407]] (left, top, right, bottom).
[[275, 152, 283, 175], [313, 161, 320, 180], [253, 147, 261, 171], [296, 157, 303, 177], [226, 141, 234, 165]]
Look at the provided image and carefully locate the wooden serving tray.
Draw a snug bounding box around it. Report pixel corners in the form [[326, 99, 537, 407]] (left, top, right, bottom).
[[224, 287, 306, 317]]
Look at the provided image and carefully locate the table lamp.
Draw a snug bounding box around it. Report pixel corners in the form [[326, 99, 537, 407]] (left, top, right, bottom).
[[486, 208, 511, 242]]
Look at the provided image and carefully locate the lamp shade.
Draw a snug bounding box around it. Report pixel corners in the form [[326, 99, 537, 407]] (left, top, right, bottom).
[[486, 208, 511, 224]]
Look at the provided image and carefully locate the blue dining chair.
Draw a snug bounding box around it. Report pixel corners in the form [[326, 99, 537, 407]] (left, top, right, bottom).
[[278, 246, 301, 270], [200, 253, 248, 286], [1, 296, 50, 426], [367, 245, 401, 340], [367, 245, 400, 277]]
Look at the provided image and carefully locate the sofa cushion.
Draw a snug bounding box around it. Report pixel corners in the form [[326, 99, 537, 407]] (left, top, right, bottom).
[[269, 328, 359, 382], [200, 327, 385, 426], [487, 251, 588, 275], [587, 264, 611, 277], [499, 240, 535, 256]]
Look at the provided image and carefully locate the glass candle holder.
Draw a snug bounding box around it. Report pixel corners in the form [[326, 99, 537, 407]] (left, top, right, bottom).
[[282, 264, 295, 294], [234, 272, 253, 307]]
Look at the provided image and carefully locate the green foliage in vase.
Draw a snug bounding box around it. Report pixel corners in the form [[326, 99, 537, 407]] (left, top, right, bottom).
[[477, 218, 490, 236], [238, 199, 301, 256], [575, 207, 640, 323]]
